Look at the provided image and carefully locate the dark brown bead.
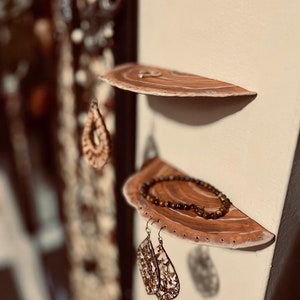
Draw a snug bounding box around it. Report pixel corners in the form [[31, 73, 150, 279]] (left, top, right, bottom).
[[195, 209, 204, 217], [211, 212, 218, 219], [158, 175, 165, 181], [165, 201, 171, 207], [216, 210, 223, 217], [154, 199, 159, 205], [145, 179, 154, 186], [159, 201, 165, 207], [203, 212, 210, 219], [219, 205, 225, 210], [176, 203, 184, 210], [184, 204, 191, 210], [220, 194, 227, 201], [214, 189, 220, 195], [171, 203, 176, 209]]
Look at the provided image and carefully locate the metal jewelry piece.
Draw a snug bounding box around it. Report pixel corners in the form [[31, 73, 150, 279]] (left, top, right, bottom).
[[138, 70, 162, 79], [137, 219, 160, 295], [81, 99, 112, 170], [155, 227, 180, 300]]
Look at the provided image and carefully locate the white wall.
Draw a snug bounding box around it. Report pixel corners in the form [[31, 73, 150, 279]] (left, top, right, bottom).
[[134, 1, 300, 299]]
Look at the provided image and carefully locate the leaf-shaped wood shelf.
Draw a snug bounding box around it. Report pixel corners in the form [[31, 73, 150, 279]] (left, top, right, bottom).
[[123, 157, 275, 250], [99, 63, 257, 98]]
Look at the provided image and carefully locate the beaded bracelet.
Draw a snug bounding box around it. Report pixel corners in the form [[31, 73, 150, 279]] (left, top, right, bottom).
[[139, 175, 231, 220]]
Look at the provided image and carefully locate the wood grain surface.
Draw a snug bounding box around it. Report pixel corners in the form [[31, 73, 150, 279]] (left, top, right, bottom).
[[123, 157, 275, 250], [99, 63, 257, 98]]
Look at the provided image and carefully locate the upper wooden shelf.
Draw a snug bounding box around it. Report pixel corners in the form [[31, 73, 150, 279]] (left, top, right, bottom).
[[99, 63, 257, 98]]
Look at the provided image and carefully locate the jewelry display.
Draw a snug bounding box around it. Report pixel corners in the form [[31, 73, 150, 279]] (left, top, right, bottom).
[[137, 219, 160, 295], [139, 175, 231, 220], [81, 99, 112, 170], [123, 157, 275, 249]]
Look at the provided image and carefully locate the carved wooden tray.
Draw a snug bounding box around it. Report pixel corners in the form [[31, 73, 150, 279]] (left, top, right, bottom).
[[99, 63, 257, 98], [123, 157, 275, 250]]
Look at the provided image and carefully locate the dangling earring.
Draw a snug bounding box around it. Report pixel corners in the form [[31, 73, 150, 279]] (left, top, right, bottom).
[[81, 99, 112, 170], [155, 227, 180, 300], [137, 219, 160, 295]]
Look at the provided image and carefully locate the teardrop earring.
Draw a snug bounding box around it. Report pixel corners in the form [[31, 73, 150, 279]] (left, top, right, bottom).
[[155, 227, 180, 300], [137, 219, 160, 295], [81, 99, 112, 170]]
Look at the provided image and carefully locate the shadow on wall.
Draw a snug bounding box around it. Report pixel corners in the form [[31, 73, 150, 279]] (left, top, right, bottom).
[[188, 246, 220, 297], [147, 94, 256, 126]]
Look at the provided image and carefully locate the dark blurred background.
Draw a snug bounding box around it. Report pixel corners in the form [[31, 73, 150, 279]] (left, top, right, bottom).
[[0, 1, 137, 299]]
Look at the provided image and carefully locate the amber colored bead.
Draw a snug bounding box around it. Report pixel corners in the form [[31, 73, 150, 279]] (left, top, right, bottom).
[[195, 209, 204, 217], [216, 210, 223, 217]]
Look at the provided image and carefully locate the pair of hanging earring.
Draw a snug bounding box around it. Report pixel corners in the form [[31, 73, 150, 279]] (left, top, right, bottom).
[[137, 219, 180, 300]]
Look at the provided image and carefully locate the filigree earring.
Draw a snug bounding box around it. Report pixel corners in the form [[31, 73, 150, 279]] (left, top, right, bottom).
[[81, 99, 112, 170], [155, 227, 180, 300], [137, 219, 160, 295]]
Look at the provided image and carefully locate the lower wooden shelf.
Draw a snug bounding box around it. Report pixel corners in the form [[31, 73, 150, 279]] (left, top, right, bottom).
[[123, 157, 275, 250]]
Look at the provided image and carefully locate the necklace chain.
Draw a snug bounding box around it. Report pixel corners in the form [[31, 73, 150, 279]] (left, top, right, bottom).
[[139, 175, 231, 219]]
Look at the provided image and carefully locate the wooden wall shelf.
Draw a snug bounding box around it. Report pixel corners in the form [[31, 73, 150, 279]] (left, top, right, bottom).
[[123, 157, 275, 250], [99, 63, 257, 98]]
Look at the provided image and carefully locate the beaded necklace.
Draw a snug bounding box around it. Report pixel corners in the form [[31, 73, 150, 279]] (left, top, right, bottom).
[[139, 175, 231, 219]]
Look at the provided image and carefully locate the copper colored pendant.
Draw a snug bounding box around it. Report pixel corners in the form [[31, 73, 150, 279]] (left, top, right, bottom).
[[99, 63, 257, 98], [81, 99, 112, 170], [137, 235, 160, 295], [155, 242, 180, 300]]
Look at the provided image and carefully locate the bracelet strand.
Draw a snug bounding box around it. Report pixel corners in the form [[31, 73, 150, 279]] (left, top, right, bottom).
[[139, 175, 231, 219]]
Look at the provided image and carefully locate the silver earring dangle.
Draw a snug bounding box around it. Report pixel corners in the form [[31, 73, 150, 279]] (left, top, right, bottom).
[[137, 219, 160, 295], [155, 227, 180, 300]]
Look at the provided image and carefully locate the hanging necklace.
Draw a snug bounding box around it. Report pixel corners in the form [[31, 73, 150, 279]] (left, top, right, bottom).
[[139, 175, 231, 219]]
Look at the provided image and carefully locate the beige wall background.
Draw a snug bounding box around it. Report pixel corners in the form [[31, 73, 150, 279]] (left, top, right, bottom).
[[133, 1, 300, 299]]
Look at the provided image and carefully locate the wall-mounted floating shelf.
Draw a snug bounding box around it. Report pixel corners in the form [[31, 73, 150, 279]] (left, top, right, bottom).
[[123, 157, 275, 250], [99, 63, 257, 98]]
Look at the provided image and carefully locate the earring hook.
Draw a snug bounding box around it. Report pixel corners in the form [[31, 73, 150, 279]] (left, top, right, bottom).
[[158, 226, 166, 244], [146, 217, 153, 235], [145, 218, 160, 235]]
